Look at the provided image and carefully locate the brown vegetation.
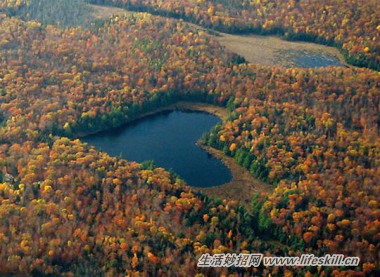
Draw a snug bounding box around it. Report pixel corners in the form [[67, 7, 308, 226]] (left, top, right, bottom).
[[89, 3, 134, 20], [215, 32, 347, 67], [89, 4, 347, 68], [198, 144, 272, 206], [0, 2, 378, 276]]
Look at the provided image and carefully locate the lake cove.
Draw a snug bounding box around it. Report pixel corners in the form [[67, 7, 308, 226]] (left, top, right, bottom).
[[82, 109, 232, 187]]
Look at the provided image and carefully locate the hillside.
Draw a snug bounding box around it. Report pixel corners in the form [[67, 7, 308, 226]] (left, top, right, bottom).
[[87, 0, 380, 70], [0, 0, 379, 276]]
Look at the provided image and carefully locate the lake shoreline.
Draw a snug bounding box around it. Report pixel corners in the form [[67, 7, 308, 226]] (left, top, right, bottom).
[[196, 143, 273, 206], [79, 101, 272, 206], [76, 101, 229, 138]]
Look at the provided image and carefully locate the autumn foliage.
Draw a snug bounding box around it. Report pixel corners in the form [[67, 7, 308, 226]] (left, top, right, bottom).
[[0, 2, 379, 276], [87, 0, 380, 70]]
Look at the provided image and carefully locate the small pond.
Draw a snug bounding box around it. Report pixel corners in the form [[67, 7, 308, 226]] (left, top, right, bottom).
[[278, 49, 343, 68], [82, 110, 232, 187]]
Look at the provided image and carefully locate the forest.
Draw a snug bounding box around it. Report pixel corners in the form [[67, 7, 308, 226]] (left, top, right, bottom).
[[86, 0, 380, 70], [0, 0, 379, 276], [1, 0, 379, 69]]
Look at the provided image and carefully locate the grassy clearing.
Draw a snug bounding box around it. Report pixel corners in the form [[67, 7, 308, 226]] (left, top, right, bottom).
[[88, 4, 135, 20], [215, 32, 347, 68], [89, 4, 347, 68]]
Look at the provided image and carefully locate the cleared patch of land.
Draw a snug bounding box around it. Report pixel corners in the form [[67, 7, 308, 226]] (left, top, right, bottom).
[[215, 33, 347, 68], [88, 4, 347, 68], [88, 4, 135, 19]]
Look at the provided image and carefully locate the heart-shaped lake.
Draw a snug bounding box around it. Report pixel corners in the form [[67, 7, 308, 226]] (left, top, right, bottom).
[[82, 110, 232, 187]]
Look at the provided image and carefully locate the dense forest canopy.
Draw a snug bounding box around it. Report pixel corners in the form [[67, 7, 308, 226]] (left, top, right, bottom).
[[0, 0, 379, 276], [2, 0, 379, 69], [87, 0, 380, 70], [0, 0, 92, 27]]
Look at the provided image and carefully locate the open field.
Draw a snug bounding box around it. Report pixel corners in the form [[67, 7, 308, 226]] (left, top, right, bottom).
[[215, 33, 347, 67], [89, 4, 135, 19], [89, 4, 347, 68]]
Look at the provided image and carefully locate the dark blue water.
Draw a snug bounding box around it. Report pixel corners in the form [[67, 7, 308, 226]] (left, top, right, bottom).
[[82, 110, 232, 187]]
